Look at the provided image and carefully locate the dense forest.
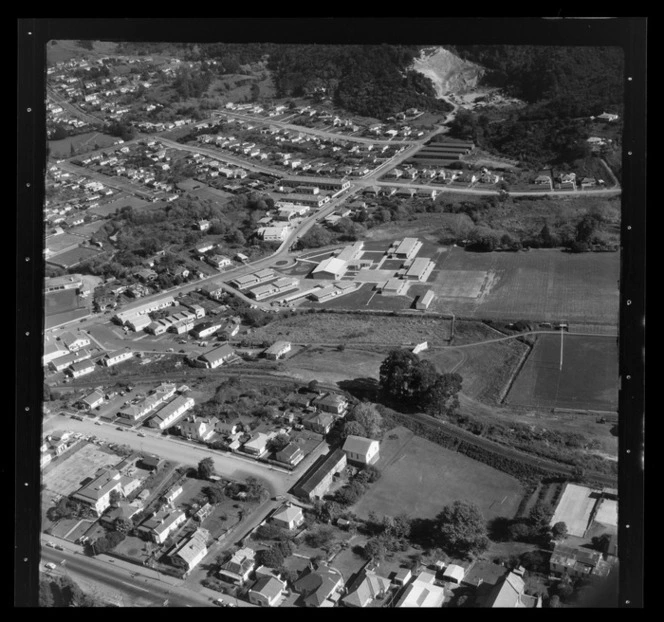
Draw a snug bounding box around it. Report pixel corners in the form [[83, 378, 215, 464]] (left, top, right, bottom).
[[266, 44, 452, 119], [446, 46, 624, 168], [449, 46, 624, 115]]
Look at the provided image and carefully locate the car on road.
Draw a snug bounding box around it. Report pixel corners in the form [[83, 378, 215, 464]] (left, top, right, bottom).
[[95, 421, 102, 426], [116, 427, 124, 431], [138, 432, 146, 437], [44, 562, 57, 571], [46, 541, 56, 548]]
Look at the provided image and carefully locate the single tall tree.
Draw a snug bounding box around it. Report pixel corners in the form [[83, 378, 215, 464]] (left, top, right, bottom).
[[436, 501, 490, 558], [197, 456, 215, 480]]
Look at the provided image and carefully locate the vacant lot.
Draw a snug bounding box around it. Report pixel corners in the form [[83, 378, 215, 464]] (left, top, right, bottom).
[[506, 334, 619, 412], [427, 247, 620, 325], [41, 443, 121, 497], [353, 427, 524, 522], [251, 313, 452, 347], [283, 346, 386, 385]]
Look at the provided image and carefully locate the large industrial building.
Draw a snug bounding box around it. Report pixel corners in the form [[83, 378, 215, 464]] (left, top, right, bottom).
[[247, 277, 299, 301], [311, 257, 348, 280]]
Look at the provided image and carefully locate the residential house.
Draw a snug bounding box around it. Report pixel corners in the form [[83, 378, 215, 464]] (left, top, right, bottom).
[[482, 567, 542, 608], [168, 528, 209, 573], [163, 485, 183, 506], [303, 411, 336, 435], [69, 359, 96, 378], [342, 436, 380, 466], [393, 568, 413, 587], [139, 508, 187, 544], [264, 341, 292, 360], [315, 393, 349, 416], [199, 282, 225, 300], [395, 570, 446, 608], [179, 415, 216, 442], [248, 576, 286, 607], [196, 344, 235, 369], [292, 449, 347, 501], [534, 175, 553, 188], [60, 330, 91, 352], [271, 504, 305, 531], [342, 567, 392, 607], [139, 455, 164, 471], [206, 254, 232, 270], [102, 348, 134, 367], [274, 442, 305, 467], [288, 392, 316, 409], [293, 565, 344, 607], [214, 420, 241, 436], [549, 543, 614, 579], [243, 432, 272, 456], [194, 503, 213, 522], [80, 390, 104, 410], [148, 395, 195, 431], [191, 321, 223, 340], [218, 547, 256, 585], [442, 564, 466, 585]]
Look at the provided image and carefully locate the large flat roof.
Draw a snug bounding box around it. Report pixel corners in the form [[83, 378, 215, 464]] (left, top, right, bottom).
[[313, 257, 347, 276], [406, 257, 434, 277], [549, 483, 598, 537]]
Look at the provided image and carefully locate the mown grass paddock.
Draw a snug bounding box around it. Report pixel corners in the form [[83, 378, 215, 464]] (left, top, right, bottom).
[[427, 247, 620, 325], [352, 427, 524, 522], [506, 334, 619, 412]]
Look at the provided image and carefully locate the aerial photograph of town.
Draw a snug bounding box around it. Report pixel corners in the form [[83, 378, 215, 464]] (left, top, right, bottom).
[[20, 18, 645, 608]]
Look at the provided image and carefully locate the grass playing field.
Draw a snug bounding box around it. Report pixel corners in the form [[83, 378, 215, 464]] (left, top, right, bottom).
[[428, 247, 620, 325], [506, 334, 619, 412], [353, 427, 524, 521]]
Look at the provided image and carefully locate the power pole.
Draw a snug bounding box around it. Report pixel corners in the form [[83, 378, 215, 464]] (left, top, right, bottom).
[[559, 327, 564, 371]]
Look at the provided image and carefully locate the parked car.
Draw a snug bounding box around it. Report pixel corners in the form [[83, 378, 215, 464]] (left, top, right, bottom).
[[44, 562, 57, 570]]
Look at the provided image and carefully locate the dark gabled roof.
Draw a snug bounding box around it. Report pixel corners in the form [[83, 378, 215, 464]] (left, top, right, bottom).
[[292, 449, 346, 497]]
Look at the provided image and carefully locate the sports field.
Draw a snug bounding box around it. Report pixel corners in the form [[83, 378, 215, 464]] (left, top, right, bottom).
[[506, 334, 619, 412], [46, 246, 102, 269], [353, 427, 524, 521], [45, 289, 83, 316], [427, 247, 620, 325], [88, 194, 150, 216]]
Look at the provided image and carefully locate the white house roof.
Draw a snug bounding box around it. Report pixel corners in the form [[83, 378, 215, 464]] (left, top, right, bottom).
[[443, 564, 465, 583], [343, 435, 379, 456], [273, 505, 303, 524]]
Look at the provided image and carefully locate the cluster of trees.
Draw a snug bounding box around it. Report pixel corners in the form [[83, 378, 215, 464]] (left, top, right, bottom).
[[88, 530, 126, 556], [47, 497, 89, 522], [341, 403, 384, 440], [333, 464, 381, 507], [435, 500, 490, 558], [445, 46, 623, 169], [450, 46, 624, 115], [105, 119, 136, 142], [379, 349, 463, 418], [267, 44, 452, 119], [488, 501, 560, 546], [361, 512, 414, 563], [172, 65, 214, 100], [39, 575, 103, 607]]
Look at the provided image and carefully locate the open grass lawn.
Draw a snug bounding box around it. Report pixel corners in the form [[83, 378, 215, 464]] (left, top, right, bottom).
[[47, 246, 103, 269], [45, 233, 84, 254], [89, 194, 150, 216], [49, 132, 118, 158], [506, 334, 619, 412], [427, 247, 620, 325], [45, 289, 84, 316], [354, 427, 524, 522]]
